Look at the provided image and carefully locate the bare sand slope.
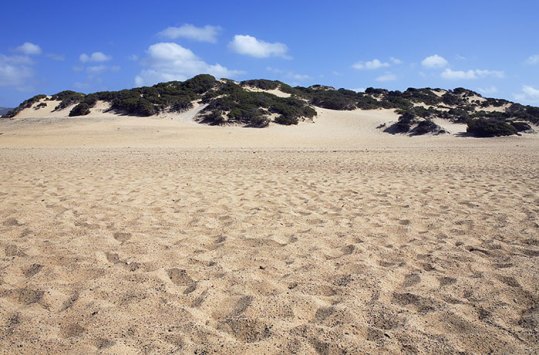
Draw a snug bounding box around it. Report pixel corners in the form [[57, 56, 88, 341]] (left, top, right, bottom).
[[0, 107, 403, 149], [0, 106, 478, 149], [0, 113, 538, 353]]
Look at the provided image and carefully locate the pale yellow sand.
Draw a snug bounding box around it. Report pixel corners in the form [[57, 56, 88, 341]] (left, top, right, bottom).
[[0, 110, 538, 353]]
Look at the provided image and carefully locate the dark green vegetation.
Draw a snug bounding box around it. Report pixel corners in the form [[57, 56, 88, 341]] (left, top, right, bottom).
[[199, 80, 316, 127], [383, 112, 447, 136], [5, 75, 539, 135], [51, 91, 85, 111], [465, 118, 532, 137]]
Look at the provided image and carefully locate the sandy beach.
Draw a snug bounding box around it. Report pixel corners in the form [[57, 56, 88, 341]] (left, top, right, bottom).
[[0, 109, 538, 353]]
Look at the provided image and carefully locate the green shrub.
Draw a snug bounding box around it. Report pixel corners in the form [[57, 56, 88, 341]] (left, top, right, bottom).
[[384, 112, 415, 134], [402, 88, 441, 106], [52, 90, 85, 111], [240, 79, 281, 90], [410, 120, 445, 136], [442, 92, 460, 106], [309, 90, 357, 110], [466, 118, 517, 137], [69, 103, 91, 117], [510, 121, 532, 132], [356, 95, 381, 110], [170, 97, 193, 113], [274, 115, 298, 125]]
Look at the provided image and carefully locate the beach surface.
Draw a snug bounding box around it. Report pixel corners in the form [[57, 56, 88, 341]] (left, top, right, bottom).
[[0, 109, 538, 353]]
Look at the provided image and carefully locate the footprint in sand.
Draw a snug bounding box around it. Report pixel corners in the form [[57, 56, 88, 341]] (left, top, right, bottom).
[[23, 264, 43, 278], [167, 268, 194, 286], [220, 317, 272, 343], [61, 323, 86, 338], [438, 276, 457, 287], [496, 275, 521, 288], [4, 244, 26, 257], [402, 273, 421, 288], [3, 217, 22, 226], [16, 288, 44, 305], [113, 232, 132, 243]]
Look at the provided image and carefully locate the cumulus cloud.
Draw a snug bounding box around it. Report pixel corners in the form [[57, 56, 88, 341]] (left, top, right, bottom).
[[0, 55, 34, 87], [15, 42, 42, 56], [514, 85, 539, 103], [86, 65, 120, 75], [421, 54, 448, 68], [80, 51, 111, 63], [135, 42, 241, 86], [441, 68, 504, 80], [265, 67, 310, 83], [477, 86, 498, 95], [159, 24, 221, 43], [229, 35, 288, 58], [376, 73, 397, 82], [289, 73, 311, 81], [353, 59, 390, 70], [526, 54, 539, 65]]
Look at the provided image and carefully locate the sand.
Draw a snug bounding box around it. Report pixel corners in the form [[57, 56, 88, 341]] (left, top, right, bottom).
[[0, 108, 538, 353]]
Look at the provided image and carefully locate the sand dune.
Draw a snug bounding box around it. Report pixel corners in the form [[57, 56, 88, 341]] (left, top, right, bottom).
[[0, 105, 495, 149], [0, 112, 538, 353]]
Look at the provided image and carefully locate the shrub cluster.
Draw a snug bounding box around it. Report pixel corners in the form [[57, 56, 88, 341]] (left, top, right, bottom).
[[466, 118, 517, 137], [52, 91, 85, 111], [240, 79, 281, 90], [384, 112, 445, 136], [69, 103, 91, 117], [7, 74, 539, 134], [198, 83, 316, 127]]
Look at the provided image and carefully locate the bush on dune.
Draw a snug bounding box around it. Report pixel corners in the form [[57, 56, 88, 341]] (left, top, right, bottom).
[[69, 103, 91, 117], [52, 91, 85, 111], [466, 118, 517, 137], [384, 112, 446, 135], [7, 74, 539, 135]]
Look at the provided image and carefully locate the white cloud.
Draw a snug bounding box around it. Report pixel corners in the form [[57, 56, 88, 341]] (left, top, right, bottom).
[[526, 54, 539, 65], [15, 42, 42, 56], [79, 51, 111, 63], [135, 42, 241, 86], [441, 68, 504, 80], [390, 57, 402, 65], [0, 54, 34, 88], [514, 85, 539, 103], [265, 67, 310, 83], [86, 65, 120, 75], [229, 35, 288, 58], [421, 54, 448, 68], [376, 73, 397, 82], [266, 66, 284, 74], [159, 24, 221, 43], [477, 86, 498, 95], [289, 73, 310, 81], [353, 59, 390, 70]]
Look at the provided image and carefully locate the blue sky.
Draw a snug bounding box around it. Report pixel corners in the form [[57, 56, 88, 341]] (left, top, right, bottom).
[[1, 0, 538, 107]]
